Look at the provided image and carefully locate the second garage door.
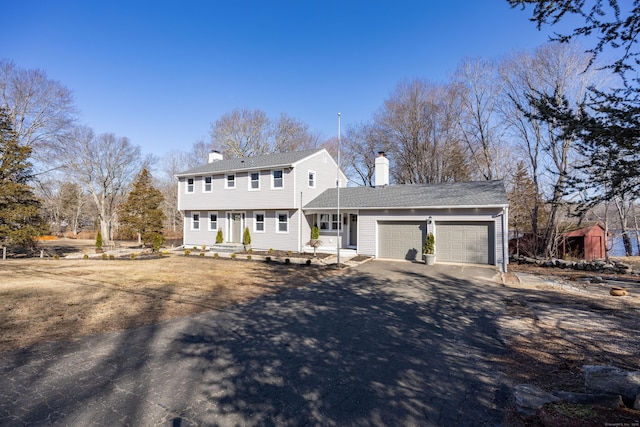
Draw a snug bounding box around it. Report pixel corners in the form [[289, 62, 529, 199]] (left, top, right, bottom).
[[436, 221, 494, 264], [378, 221, 425, 261]]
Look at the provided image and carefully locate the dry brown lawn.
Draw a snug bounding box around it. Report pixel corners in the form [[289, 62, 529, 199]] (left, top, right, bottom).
[[0, 256, 341, 352]]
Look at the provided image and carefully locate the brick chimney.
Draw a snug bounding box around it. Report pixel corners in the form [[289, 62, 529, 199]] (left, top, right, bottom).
[[208, 150, 223, 163], [375, 151, 389, 187]]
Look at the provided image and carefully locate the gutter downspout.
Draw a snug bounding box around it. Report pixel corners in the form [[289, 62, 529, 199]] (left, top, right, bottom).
[[298, 191, 302, 254], [502, 206, 509, 272]]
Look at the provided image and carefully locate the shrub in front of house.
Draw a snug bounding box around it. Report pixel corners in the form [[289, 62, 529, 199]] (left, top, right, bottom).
[[185, 249, 191, 256], [216, 230, 223, 244], [213, 252, 219, 259]]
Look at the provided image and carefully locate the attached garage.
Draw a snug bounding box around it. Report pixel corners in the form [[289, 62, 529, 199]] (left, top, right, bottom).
[[436, 221, 495, 265], [305, 180, 509, 271], [378, 221, 425, 260]]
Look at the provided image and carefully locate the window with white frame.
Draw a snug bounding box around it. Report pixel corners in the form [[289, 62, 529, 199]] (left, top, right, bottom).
[[276, 211, 288, 233], [208, 212, 218, 231], [308, 171, 316, 188], [272, 170, 283, 189], [249, 172, 260, 190], [226, 174, 235, 189], [254, 211, 265, 233], [203, 176, 212, 192], [319, 213, 341, 231], [192, 212, 200, 230], [332, 214, 341, 230], [186, 178, 194, 193]]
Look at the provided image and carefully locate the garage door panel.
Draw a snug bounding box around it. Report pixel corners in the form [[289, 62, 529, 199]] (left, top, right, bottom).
[[378, 221, 425, 261], [437, 222, 494, 265]]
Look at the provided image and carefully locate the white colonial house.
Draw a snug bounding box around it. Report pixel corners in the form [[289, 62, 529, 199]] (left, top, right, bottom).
[[176, 149, 347, 253]]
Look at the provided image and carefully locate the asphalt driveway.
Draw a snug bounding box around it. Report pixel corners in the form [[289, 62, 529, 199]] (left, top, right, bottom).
[[0, 261, 512, 426]]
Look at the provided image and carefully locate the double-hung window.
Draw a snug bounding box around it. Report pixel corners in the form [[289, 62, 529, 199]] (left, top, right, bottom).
[[208, 212, 218, 231], [203, 176, 212, 192], [250, 172, 260, 190], [226, 174, 235, 189], [319, 213, 341, 231], [254, 211, 265, 233], [186, 178, 194, 193], [272, 170, 283, 189], [308, 171, 316, 188], [192, 212, 200, 230], [276, 211, 288, 233]]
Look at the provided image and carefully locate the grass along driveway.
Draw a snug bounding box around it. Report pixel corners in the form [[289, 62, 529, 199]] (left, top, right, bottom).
[[0, 256, 341, 352]]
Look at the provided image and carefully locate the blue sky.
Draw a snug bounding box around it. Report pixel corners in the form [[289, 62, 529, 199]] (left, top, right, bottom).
[[1, 0, 564, 158]]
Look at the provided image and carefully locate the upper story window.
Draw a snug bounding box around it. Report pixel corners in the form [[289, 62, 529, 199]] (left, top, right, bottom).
[[226, 174, 236, 189], [203, 176, 212, 192], [249, 172, 260, 190], [187, 178, 194, 193], [308, 171, 316, 188], [272, 169, 283, 189]]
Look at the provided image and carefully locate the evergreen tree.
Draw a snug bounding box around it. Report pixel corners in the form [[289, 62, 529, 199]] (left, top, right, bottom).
[[119, 168, 165, 248], [0, 108, 47, 246], [510, 0, 640, 201]]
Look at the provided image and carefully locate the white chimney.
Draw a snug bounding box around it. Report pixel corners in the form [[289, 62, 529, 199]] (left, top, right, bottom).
[[208, 150, 223, 163], [375, 151, 389, 187]]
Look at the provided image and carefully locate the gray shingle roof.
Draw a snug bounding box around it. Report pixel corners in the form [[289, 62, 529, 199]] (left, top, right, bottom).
[[304, 180, 508, 209], [176, 149, 324, 176]]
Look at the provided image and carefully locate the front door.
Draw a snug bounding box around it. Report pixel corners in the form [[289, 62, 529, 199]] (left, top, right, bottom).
[[229, 213, 243, 243], [349, 214, 358, 246]]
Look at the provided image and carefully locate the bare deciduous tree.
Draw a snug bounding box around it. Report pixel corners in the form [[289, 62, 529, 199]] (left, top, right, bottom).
[[0, 59, 76, 157], [499, 42, 604, 256], [273, 113, 319, 153], [53, 127, 147, 240], [210, 108, 271, 158], [375, 79, 469, 184], [210, 108, 318, 158], [341, 122, 379, 186], [454, 57, 512, 180]]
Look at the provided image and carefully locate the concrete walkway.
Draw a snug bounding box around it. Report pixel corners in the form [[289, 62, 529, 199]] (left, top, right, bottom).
[[0, 261, 512, 426]]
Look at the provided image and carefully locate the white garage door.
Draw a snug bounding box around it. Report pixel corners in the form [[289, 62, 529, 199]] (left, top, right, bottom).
[[378, 221, 425, 261], [437, 221, 494, 264]]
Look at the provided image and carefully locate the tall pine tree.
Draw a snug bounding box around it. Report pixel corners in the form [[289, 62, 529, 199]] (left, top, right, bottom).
[[119, 168, 165, 248], [0, 108, 47, 247]]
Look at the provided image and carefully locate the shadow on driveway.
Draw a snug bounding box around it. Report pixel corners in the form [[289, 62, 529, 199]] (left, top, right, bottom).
[[174, 261, 511, 425]]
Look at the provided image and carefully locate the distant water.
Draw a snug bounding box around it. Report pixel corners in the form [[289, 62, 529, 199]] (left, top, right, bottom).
[[609, 234, 639, 257]]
